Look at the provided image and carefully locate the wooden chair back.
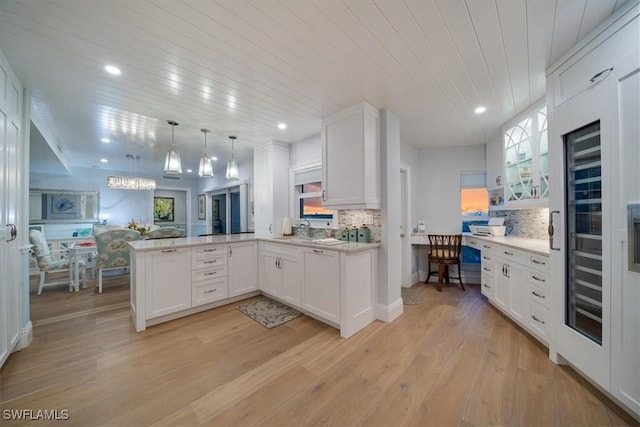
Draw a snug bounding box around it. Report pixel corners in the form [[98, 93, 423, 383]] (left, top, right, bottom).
[[428, 234, 463, 261]]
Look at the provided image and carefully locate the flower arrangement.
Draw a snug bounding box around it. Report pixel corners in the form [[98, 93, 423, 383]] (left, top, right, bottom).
[[127, 219, 150, 235]]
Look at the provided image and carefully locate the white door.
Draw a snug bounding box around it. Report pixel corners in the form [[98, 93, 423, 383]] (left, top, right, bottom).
[[549, 77, 611, 390]]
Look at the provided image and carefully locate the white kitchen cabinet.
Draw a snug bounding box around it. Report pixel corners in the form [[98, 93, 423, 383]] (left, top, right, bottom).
[[547, 1, 639, 416], [493, 256, 510, 312], [145, 247, 191, 319], [480, 246, 495, 299], [302, 247, 340, 325], [191, 244, 228, 307], [260, 242, 302, 306], [321, 102, 380, 210], [228, 241, 258, 297], [485, 134, 504, 191], [253, 141, 289, 236], [503, 102, 549, 208]]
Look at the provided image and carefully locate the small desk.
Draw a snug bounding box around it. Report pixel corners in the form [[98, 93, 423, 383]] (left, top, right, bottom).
[[68, 242, 96, 292]]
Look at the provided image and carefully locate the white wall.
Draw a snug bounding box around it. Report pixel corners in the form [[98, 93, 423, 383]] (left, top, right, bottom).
[[30, 166, 199, 230], [400, 141, 420, 229], [289, 133, 320, 166], [415, 145, 486, 233]]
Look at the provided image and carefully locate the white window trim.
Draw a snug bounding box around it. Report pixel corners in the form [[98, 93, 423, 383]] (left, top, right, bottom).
[[289, 161, 337, 229]]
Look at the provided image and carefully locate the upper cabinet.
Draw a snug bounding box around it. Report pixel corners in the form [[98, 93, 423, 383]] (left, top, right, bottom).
[[321, 102, 380, 210], [253, 142, 289, 236], [503, 103, 549, 208]]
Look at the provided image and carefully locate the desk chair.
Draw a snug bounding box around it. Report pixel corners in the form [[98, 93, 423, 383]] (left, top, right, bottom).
[[425, 234, 464, 292]]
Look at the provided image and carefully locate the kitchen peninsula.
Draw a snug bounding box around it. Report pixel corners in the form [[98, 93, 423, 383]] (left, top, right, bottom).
[[128, 234, 379, 338]]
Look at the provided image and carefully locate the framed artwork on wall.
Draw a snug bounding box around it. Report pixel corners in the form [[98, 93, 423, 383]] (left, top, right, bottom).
[[154, 197, 175, 222], [47, 193, 82, 219], [198, 194, 206, 220]]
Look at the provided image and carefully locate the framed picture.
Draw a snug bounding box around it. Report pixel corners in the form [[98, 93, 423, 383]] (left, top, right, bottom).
[[47, 193, 82, 219], [154, 197, 175, 222], [198, 194, 206, 220]]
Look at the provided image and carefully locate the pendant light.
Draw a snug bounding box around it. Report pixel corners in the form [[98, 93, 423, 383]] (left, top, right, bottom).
[[198, 128, 214, 178], [226, 135, 239, 181], [163, 120, 182, 175]]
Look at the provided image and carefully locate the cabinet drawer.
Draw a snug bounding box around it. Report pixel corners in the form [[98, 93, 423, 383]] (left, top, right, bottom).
[[192, 244, 227, 258], [411, 235, 428, 245], [192, 252, 226, 269], [481, 276, 494, 298], [464, 237, 482, 250], [192, 277, 228, 307], [527, 283, 549, 308], [481, 262, 494, 275], [192, 265, 227, 283], [481, 252, 493, 263], [261, 242, 300, 259], [527, 301, 549, 343], [529, 254, 549, 271], [494, 245, 527, 264], [480, 242, 493, 252], [528, 269, 549, 289]]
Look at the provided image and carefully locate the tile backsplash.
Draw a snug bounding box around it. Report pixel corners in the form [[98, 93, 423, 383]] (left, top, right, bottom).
[[490, 208, 549, 239], [293, 209, 382, 242]]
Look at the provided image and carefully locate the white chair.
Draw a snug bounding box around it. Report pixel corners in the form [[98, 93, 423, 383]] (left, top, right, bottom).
[[29, 230, 86, 295]]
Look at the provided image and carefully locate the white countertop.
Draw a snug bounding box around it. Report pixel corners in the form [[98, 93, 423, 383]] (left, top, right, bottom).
[[128, 233, 380, 254], [463, 232, 550, 256]]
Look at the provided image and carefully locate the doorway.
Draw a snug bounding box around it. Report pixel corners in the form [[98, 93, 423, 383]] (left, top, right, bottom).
[[205, 181, 249, 235], [212, 194, 226, 234]]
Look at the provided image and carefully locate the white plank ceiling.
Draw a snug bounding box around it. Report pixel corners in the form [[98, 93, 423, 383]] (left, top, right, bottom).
[[0, 0, 626, 174]]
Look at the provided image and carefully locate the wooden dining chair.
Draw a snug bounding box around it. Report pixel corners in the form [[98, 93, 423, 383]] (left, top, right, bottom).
[[425, 234, 464, 292]]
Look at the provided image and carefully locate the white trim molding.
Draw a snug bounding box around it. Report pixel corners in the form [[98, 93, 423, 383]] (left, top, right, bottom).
[[17, 321, 32, 350], [375, 298, 403, 323]]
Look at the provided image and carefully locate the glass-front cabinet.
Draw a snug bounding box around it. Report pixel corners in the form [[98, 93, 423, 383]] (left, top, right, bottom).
[[504, 104, 549, 207]]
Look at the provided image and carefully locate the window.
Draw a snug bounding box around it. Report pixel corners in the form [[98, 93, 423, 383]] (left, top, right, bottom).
[[291, 162, 333, 224], [460, 172, 488, 217], [298, 181, 333, 220]]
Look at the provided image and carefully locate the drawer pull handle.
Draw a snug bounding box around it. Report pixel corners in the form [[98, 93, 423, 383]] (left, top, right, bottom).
[[312, 249, 324, 254], [483, 267, 491, 272], [483, 284, 492, 289], [204, 288, 217, 294], [532, 275, 545, 282], [470, 240, 477, 245], [204, 260, 217, 264], [204, 249, 217, 252], [483, 245, 491, 249], [531, 290, 545, 299], [204, 272, 217, 276], [531, 315, 545, 325], [162, 249, 177, 253], [483, 256, 490, 260], [532, 259, 546, 265], [504, 251, 514, 256]]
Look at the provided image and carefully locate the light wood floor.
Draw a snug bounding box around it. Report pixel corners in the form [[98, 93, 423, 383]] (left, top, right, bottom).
[[1, 276, 637, 426]]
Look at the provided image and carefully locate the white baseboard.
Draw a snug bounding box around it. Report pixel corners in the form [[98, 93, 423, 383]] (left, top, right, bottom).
[[17, 321, 32, 350], [411, 271, 420, 284], [375, 298, 403, 323]]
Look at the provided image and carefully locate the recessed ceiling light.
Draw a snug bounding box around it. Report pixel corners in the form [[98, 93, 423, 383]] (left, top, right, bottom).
[[474, 106, 487, 114], [101, 138, 110, 143], [186, 169, 193, 173], [104, 65, 121, 75], [211, 156, 218, 161], [100, 158, 108, 163], [278, 123, 287, 130]]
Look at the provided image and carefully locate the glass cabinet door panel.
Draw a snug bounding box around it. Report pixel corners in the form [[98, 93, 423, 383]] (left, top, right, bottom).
[[565, 120, 602, 345], [538, 106, 549, 198], [505, 116, 533, 201]]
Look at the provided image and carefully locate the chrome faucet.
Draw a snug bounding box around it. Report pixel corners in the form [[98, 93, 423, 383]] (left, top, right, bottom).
[[298, 219, 311, 238]]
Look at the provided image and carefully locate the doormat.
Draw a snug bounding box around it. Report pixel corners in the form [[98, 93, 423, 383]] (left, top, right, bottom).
[[236, 297, 303, 329], [401, 285, 427, 305]]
